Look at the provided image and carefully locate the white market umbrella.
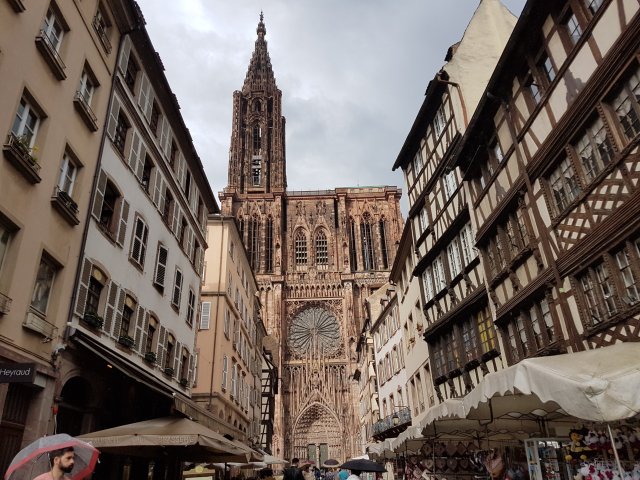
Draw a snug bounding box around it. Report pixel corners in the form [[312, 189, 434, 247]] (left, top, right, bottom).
[[462, 342, 640, 422], [78, 416, 255, 462]]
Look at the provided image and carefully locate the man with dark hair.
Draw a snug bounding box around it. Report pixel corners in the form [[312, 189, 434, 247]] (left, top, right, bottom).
[[33, 447, 75, 480], [283, 458, 304, 480]]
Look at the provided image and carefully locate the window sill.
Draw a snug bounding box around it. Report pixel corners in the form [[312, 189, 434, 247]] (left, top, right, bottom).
[[3, 135, 41, 184], [7, 0, 26, 12], [73, 93, 99, 132], [35, 32, 66, 80], [51, 188, 80, 226], [23, 309, 57, 339]]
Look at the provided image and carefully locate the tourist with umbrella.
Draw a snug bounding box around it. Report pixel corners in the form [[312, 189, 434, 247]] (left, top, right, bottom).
[[340, 459, 386, 480], [4, 433, 99, 480]]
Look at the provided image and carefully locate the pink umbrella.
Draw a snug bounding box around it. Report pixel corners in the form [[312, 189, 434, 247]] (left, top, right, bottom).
[[4, 434, 99, 480]]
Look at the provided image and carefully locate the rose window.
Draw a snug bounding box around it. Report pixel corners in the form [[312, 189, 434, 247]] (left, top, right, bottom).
[[288, 307, 341, 357]]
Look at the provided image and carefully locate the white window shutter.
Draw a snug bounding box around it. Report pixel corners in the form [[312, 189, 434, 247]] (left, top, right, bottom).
[[134, 306, 145, 351], [200, 302, 211, 329], [154, 244, 168, 289], [103, 281, 119, 336], [118, 36, 132, 75], [106, 96, 121, 141], [116, 199, 130, 247], [137, 73, 152, 119], [91, 170, 108, 221], [74, 258, 93, 317], [128, 130, 141, 172]]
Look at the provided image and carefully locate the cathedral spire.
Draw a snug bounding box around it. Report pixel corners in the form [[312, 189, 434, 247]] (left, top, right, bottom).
[[243, 12, 277, 93]]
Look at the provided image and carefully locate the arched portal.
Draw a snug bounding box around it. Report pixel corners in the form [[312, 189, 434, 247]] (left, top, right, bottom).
[[57, 376, 93, 435], [292, 401, 343, 464]]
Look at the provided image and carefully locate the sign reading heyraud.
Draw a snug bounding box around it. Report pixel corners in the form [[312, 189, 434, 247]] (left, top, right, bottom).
[[0, 363, 37, 383]]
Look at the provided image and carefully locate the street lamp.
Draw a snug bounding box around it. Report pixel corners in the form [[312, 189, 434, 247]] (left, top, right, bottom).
[[391, 406, 407, 426]]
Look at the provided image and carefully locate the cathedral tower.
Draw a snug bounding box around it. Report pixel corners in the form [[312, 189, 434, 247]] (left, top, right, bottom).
[[226, 13, 286, 195], [221, 15, 403, 461]]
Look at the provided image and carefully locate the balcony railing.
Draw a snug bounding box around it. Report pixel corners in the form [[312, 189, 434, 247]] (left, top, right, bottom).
[[3, 133, 41, 184], [51, 186, 80, 226], [92, 16, 112, 54], [35, 30, 66, 80], [371, 406, 411, 440], [73, 91, 99, 131]]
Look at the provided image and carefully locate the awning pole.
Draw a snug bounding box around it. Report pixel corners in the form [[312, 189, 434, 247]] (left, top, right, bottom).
[[606, 423, 625, 477]]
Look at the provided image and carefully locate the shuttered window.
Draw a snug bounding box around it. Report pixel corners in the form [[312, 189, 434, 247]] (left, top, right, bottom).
[[200, 302, 211, 329], [172, 268, 183, 310], [130, 217, 149, 267], [153, 244, 168, 291], [186, 289, 195, 327]]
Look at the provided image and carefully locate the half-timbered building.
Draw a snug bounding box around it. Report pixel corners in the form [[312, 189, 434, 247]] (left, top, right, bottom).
[[392, 0, 517, 403], [453, 0, 640, 362]]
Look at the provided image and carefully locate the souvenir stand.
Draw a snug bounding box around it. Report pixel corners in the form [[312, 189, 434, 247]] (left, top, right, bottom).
[[388, 344, 640, 480]]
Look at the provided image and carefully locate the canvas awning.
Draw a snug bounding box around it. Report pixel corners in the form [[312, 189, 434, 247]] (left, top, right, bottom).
[[78, 416, 259, 462], [461, 342, 640, 423]]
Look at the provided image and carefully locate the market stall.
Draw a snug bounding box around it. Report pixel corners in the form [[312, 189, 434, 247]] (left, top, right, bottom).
[[393, 344, 640, 480]]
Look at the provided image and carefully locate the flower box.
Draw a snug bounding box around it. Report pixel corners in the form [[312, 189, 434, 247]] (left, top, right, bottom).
[[180, 377, 189, 387], [117, 334, 135, 348], [3, 134, 41, 184], [163, 367, 174, 377], [144, 351, 157, 363], [83, 312, 104, 330]]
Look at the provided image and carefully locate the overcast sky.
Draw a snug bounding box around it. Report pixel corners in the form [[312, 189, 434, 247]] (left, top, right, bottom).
[[135, 0, 526, 212]]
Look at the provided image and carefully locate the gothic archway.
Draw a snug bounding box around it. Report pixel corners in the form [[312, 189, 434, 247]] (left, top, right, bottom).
[[292, 401, 343, 463]]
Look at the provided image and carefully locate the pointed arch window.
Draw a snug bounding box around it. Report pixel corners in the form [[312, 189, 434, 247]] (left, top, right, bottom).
[[361, 214, 375, 271], [295, 230, 307, 266], [379, 218, 389, 269], [265, 216, 274, 273], [315, 230, 328, 266], [248, 215, 260, 270], [252, 125, 261, 155], [349, 217, 358, 272]]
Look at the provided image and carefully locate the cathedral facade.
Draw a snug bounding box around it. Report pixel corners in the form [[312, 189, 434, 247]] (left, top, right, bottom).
[[219, 15, 403, 461]]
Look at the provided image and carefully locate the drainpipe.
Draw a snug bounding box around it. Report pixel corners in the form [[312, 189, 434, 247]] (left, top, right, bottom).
[[208, 215, 226, 410], [435, 72, 469, 129]]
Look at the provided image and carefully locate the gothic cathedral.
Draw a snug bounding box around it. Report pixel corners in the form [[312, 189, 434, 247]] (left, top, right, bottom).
[[219, 15, 403, 461]]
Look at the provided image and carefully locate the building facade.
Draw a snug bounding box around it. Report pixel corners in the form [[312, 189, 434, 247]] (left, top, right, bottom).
[[393, 0, 517, 403], [453, 0, 640, 362], [369, 288, 410, 443], [218, 15, 404, 461], [388, 222, 432, 426], [0, 0, 138, 470], [55, 8, 217, 480], [193, 214, 267, 447]]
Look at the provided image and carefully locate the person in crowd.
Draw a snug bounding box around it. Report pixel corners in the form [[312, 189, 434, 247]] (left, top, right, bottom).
[[338, 469, 349, 480], [346, 469, 362, 480], [301, 463, 314, 480], [33, 447, 75, 480], [284, 459, 305, 480]]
